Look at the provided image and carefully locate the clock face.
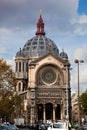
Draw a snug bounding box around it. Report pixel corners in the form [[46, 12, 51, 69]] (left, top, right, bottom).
[[41, 68, 56, 84]]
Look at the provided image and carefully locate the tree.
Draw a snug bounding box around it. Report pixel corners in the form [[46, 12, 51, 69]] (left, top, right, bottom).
[[0, 90, 22, 122], [0, 59, 22, 122], [0, 89, 14, 121], [0, 59, 16, 90], [80, 90, 87, 114]]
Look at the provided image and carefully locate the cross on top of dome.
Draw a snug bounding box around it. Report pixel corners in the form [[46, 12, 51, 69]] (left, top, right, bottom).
[[36, 10, 45, 35]]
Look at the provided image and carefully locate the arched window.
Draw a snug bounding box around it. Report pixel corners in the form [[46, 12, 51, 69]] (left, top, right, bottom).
[[22, 83, 25, 91], [18, 82, 21, 91], [19, 62, 21, 72], [23, 62, 24, 72], [26, 62, 28, 72], [22, 83, 27, 91], [16, 62, 18, 72]]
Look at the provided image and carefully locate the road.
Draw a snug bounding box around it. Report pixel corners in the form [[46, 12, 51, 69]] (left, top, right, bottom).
[[18, 128, 30, 130], [18, 128, 35, 130]]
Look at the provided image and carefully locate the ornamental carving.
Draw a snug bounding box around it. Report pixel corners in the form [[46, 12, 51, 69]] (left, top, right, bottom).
[[36, 89, 62, 98]]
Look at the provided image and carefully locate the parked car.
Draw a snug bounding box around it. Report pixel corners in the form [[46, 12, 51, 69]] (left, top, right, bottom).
[[47, 122, 67, 130], [33, 122, 47, 130], [0, 125, 7, 130], [6, 125, 18, 130], [38, 123, 46, 130], [80, 124, 87, 130]]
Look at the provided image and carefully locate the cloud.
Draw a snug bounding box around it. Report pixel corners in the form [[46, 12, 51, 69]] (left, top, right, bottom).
[[78, 15, 87, 23], [80, 66, 87, 83], [0, 0, 87, 36], [71, 14, 87, 35], [74, 47, 87, 61], [0, 45, 7, 54], [0, 28, 13, 41], [7, 57, 15, 71], [0, 0, 79, 33]]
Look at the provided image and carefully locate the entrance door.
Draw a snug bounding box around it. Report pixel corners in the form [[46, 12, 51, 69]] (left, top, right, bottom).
[[46, 103, 53, 120], [55, 104, 61, 120], [38, 104, 43, 121]]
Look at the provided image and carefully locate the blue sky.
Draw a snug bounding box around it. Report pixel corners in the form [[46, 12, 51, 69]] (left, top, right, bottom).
[[0, 0, 87, 93], [78, 0, 87, 14]]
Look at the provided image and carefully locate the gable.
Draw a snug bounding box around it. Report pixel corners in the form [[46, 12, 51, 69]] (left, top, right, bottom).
[[30, 53, 67, 69]]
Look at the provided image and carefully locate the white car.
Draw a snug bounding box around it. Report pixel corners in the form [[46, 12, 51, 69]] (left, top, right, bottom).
[[47, 122, 67, 130]]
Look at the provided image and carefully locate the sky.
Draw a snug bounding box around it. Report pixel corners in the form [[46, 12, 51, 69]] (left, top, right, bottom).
[[0, 0, 87, 93]]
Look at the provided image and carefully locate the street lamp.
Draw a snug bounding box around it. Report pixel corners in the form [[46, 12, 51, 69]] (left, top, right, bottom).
[[74, 59, 84, 127]]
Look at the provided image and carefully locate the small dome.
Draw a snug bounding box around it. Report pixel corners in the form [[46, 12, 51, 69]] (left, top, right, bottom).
[[60, 50, 68, 59], [16, 48, 25, 57]]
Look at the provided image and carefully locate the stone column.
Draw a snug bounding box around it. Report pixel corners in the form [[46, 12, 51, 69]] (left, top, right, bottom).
[[43, 104, 46, 123], [53, 104, 57, 122], [30, 107, 33, 124], [61, 101, 63, 120], [30, 107, 35, 124]]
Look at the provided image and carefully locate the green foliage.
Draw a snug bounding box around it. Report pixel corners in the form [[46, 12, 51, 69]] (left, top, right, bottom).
[[80, 90, 87, 114]]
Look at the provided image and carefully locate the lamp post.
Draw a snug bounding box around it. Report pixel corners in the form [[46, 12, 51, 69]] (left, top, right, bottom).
[[74, 59, 84, 127]]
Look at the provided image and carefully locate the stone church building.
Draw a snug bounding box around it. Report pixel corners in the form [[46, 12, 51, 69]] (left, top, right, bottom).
[[15, 13, 71, 124]]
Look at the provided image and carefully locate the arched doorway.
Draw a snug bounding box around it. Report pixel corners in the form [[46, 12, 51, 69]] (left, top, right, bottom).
[[55, 104, 61, 120], [46, 103, 53, 121], [38, 104, 43, 121], [37, 103, 61, 122]]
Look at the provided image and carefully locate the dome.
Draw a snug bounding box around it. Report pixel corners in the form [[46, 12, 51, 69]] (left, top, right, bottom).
[[22, 35, 59, 57], [60, 50, 68, 59], [16, 14, 59, 58], [16, 48, 25, 57]]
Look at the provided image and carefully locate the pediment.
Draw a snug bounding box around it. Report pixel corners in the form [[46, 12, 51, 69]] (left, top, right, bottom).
[[30, 53, 69, 68]]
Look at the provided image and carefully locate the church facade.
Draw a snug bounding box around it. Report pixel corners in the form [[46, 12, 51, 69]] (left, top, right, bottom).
[[15, 14, 71, 124]]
